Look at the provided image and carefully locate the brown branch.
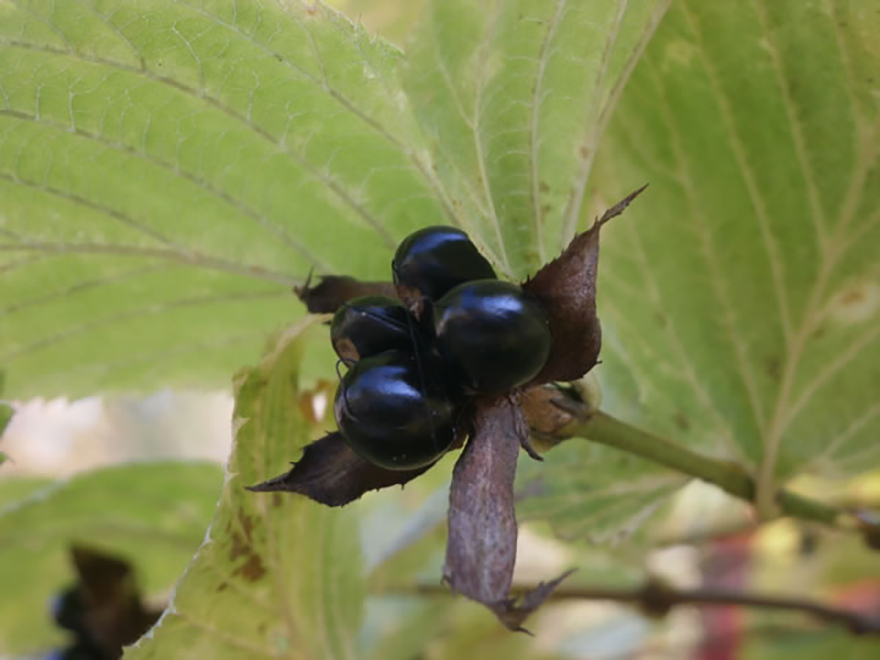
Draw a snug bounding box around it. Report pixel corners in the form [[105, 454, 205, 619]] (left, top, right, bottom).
[[392, 580, 880, 636]]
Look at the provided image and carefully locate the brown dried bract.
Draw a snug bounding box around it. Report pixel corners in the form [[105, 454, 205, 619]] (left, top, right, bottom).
[[519, 384, 580, 445], [524, 185, 647, 385], [495, 569, 577, 633], [444, 397, 572, 630], [246, 431, 431, 506], [295, 274, 397, 314], [444, 398, 521, 608]]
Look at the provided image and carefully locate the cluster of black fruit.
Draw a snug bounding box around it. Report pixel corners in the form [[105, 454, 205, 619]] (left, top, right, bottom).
[[45, 545, 160, 660], [49, 587, 107, 660], [331, 227, 552, 471]]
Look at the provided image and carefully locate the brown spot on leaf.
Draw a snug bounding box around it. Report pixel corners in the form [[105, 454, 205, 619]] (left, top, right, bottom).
[[297, 379, 335, 424], [272, 493, 283, 508], [228, 517, 267, 583], [229, 529, 249, 563], [674, 411, 690, 431], [841, 289, 865, 305], [233, 553, 267, 582], [217, 582, 228, 592], [765, 356, 781, 381], [239, 511, 255, 544], [829, 280, 879, 325], [539, 181, 550, 193]]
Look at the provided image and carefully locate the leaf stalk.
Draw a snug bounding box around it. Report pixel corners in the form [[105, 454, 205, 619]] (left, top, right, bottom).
[[569, 409, 840, 526]]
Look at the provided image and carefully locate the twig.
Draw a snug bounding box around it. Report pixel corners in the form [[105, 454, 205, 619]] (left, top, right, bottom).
[[393, 580, 880, 636]]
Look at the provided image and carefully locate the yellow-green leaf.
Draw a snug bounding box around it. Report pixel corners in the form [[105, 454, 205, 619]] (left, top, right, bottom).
[[0, 0, 447, 397], [0, 462, 220, 654], [125, 325, 364, 659], [593, 0, 880, 493]]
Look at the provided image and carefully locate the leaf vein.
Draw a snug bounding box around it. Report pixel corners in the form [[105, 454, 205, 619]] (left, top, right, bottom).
[[0, 109, 332, 271], [0, 239, 300, 286], [1, 289, 289, 362], [0, 38, 396, 247], [528, 0, 567, 265]]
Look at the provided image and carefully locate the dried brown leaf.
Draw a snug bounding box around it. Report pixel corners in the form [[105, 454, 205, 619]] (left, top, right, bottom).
[[524, 185, 647, 385], [443, 397, 522, 621], [295, 274, 397, 314], [247, 431, 431, 506], [494, 569, 576, 633]]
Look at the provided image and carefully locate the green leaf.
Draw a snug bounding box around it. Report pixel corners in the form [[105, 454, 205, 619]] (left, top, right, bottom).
[[360, 598, 449, 660], [404, 0, 670, 278], [0, 474, 51, 507], [0, 0, 674, 396], [0, 0, 450, 397], [592, 0, 880, 497], [125, 323, 365, 659], [0, 401, 11, 435], [326, 0, 426, 46], [0, 400, 11, 466], [743, 629, 880, 660], [516, 444, 685, 542], [0, 461, 220, 654]]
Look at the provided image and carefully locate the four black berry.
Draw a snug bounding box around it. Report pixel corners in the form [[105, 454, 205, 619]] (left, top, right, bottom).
[[392, 226, 496, 301], [432, 280, 551, 393], [334, 350, 457, 470], [330, 226, 551, 471]]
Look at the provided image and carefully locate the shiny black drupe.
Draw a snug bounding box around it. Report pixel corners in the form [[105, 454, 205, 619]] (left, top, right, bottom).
[[47, 642, 108, 660], [330, 295, 421, 362], [334, 350, 457, 470], [432, 280, 551, 393], [52, 587, 88, 638], [49, 587, 107, 660], [392, 226, 496, 301]]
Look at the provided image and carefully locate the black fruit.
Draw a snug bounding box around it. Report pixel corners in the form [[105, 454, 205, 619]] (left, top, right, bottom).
[[334, 350, 457, 470], [432, 280, 551, 393], [47, 642, 107, 660], [52, 587, 87, 637], [330, 296, 418, 362], [392, 226, 496, 301]]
